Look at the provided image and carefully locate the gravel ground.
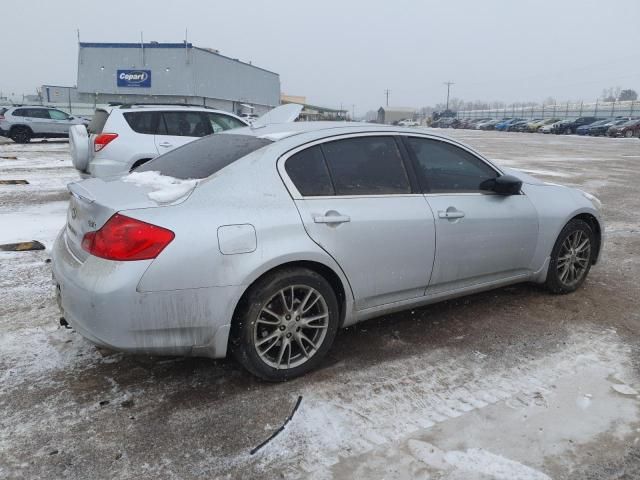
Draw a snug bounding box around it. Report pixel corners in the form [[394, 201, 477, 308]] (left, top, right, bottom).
[[0, 131, 639, 479]]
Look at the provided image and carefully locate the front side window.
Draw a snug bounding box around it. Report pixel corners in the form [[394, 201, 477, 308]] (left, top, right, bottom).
[[48, 109, 70, 120], [321, 136, 411, 195], [285, 145, 334, 196], [208, 113, 246, 133], [160, 111, 211, 137], [407, 137, 498, 193]]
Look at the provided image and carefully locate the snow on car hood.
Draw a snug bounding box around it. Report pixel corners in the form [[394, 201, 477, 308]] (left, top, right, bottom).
[[122, 171, 199, 204]]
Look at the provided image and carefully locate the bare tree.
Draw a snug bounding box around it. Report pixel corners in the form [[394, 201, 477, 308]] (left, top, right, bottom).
[[619, 89, 638, 101]]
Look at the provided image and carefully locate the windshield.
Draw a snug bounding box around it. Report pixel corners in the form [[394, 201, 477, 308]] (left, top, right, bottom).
[[135, 133, 273, 179]]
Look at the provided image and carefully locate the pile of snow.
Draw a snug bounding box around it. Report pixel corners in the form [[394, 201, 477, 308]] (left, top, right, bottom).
[[122, 171, 198, 204]]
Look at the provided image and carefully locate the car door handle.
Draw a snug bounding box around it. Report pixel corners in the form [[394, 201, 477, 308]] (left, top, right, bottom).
[[438, 210, 465, 219], [313, 214, 351, 224], [158, 142, 173, 148]]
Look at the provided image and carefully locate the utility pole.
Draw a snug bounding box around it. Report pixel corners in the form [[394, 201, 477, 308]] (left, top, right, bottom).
[[351, 104, 356, 121], [384, 89, 391, 107], [444, 81, 454, 111]]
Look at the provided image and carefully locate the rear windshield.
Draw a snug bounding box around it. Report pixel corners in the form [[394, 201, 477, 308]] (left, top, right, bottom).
[[88, 109, 109, 134], [135, 133, 273, 179]]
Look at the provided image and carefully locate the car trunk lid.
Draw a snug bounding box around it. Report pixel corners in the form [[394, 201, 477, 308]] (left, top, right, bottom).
[[65, 176, 191, 262]]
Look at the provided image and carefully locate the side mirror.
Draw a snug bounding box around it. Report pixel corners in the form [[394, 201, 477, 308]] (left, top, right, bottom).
[[480, 174, 522, 195]]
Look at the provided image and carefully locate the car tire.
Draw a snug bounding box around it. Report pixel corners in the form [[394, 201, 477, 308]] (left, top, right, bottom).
[[10, 126, 32, 144], [230, 267, 340, 381], [545, 219, 594, 294], [565, 127, 573, 135], [625, 130, 633, 138]]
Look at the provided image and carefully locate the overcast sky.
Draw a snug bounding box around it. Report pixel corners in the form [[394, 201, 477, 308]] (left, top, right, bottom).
[[3, 0, 639, 114]]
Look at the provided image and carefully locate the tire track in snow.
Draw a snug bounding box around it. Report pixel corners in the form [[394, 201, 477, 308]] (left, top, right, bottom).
[[249, 328, 632, 478]]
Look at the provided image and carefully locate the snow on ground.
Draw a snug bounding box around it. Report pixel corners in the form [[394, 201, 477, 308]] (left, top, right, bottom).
[[1, 132, 640, 479], [252, 328, 638, 479], [0, 201, 67, 247]]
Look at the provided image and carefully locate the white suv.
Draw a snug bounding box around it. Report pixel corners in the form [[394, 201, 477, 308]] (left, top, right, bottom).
[[0, 106, 89, 143], [69, 105, 248, 178]]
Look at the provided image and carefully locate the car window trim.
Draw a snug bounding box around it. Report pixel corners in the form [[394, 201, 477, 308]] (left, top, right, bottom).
[[401, 134, 503, 195], [277, 132, 426, 200]]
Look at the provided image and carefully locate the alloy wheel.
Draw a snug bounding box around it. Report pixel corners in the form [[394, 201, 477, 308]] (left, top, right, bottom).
[[556, 230, 591, 287], [253, 285, 329, 370]]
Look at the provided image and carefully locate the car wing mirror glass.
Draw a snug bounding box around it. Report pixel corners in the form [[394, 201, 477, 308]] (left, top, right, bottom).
[[480, 174, 522, 195]]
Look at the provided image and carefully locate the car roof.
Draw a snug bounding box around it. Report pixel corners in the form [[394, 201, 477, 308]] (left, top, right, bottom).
[[99, 105, 236, 114], [225, 121, 406, 141], [7, 105, 55, 109]]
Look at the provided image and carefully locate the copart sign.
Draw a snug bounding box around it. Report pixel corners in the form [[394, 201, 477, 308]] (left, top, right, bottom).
[[117, 70, 151, 88]]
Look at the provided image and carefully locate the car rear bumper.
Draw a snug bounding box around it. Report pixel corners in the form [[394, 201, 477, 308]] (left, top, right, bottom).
[[51, 230, 241, 358]]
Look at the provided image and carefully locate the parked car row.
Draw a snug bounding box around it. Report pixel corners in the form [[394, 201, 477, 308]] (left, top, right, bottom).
[[431, 117, 640, 138], [432, 115, 640, 137]]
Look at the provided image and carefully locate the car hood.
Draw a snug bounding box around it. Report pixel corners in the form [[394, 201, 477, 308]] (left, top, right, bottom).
[[501, 167, 547, 185]]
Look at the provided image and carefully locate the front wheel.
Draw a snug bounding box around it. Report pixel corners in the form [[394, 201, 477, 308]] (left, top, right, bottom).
[[230, 268, 339, 381], [545, 219, 594, 294], [625, 130, 633, 138], [10, 126, 31, 143]]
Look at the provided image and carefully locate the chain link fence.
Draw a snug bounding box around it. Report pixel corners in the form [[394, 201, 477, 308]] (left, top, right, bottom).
[[457, 100, 638, 120]]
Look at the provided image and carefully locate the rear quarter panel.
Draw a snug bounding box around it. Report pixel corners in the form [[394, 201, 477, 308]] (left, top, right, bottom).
[[131, 148, 353, 305]]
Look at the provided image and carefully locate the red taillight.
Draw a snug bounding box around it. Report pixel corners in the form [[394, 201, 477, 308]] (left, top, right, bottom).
[[93, 133, 118, 152], [81, 213, 174, 261], [0, 115, 5, 120]]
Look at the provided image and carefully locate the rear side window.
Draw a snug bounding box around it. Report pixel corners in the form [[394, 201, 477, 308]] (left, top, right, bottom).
[[160, 111, 211, 137], [88, 110, 109, 134], [124, 111, 159, 135], [321, 136, 410, 195], [285, 145, 334, 196], [12, 108, 28, 117], [136, 134, 273, 179], [407, 137, 497, 193]]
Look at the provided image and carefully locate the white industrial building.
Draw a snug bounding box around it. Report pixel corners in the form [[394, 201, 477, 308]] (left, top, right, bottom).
[[42, 41, 281, 116]]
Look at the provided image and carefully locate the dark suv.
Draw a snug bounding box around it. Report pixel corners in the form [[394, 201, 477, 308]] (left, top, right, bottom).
[[552, 117, 600, 135]]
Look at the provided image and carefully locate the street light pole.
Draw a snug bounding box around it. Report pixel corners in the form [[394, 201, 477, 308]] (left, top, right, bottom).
[[444, 81, 454, 111]]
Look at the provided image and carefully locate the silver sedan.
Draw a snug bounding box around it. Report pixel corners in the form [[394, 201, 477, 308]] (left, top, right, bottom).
[[52, 123, 603, 381]]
